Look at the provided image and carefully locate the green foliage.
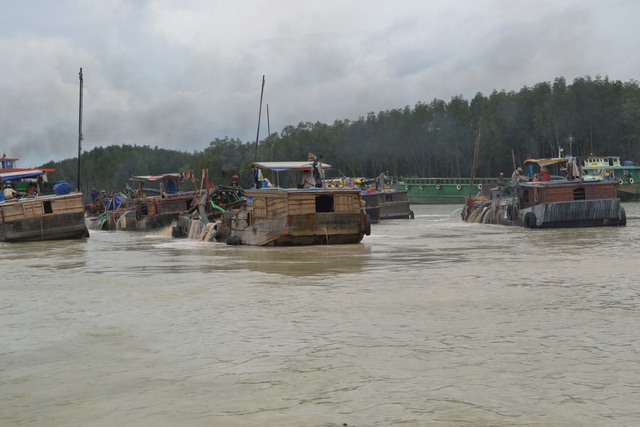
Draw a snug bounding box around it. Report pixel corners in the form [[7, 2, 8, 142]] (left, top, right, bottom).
[[42, 75, 640, 193]]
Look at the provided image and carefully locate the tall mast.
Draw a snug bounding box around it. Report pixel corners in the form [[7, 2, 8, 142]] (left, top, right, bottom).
[[253, 75, 265, 162], [77, 67, 84, 192]]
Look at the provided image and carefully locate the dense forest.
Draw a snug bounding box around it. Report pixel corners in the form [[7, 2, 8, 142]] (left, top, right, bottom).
[[43, 74, 640, 195]]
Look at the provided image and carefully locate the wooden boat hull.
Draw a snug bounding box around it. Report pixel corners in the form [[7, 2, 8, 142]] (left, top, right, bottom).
[[464, 181, 626, 228], [361, 190, 414, 220], [0, 193, 89, 242], [173, 188, 369, 246], [87, 195, 194, 231]]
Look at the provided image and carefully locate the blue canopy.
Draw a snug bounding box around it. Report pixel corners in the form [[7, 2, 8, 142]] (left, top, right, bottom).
[[0, 170, 45, 182]]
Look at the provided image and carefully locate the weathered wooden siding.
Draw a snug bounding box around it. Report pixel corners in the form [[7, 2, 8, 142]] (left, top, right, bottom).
[[520, 182, 618, 208], [0, 193, 85, 224]]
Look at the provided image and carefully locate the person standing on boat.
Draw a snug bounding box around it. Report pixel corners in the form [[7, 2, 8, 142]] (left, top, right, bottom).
[[511, 167, 526, 185], [252, 165, 264, 189], [497, 172, 506, 186], [309, 153, 324, 188]]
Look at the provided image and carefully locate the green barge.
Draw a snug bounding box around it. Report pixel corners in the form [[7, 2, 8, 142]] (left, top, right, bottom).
[[392, 177, 500, 204]]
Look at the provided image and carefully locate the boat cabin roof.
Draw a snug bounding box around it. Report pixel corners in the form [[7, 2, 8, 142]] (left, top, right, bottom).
[[0, 169, 45, 181], [130, 173, 182, 182], [524, 158, 568, 167], [582, 156, 623, 168], [251, 161, 333, 172]]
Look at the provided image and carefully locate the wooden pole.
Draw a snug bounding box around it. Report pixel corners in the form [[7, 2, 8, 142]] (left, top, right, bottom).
[[467, 129, 481, 200], [77, 67, 83, 192], [253, 75, 265, 162]]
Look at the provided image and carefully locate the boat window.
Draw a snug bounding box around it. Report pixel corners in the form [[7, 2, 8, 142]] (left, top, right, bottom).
[[573, 187, 586, 200], [315, 195, 334, 212], [43, 201, 53, 214]]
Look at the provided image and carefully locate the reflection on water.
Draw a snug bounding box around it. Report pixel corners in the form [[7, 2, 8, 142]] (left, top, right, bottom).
[[2, 204, 640, 426]]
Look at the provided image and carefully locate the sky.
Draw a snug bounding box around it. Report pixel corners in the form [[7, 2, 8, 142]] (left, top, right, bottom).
[[1, 0, 639, 168]]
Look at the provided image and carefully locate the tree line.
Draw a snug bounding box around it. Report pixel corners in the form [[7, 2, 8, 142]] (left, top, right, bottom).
[[42, 74, 640, 196]]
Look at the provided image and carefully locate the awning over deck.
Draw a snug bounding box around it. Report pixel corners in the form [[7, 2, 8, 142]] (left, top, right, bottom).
[[130, 173, 182, 182], [0, 169, 45, 181], [251, 161, 332, 172]]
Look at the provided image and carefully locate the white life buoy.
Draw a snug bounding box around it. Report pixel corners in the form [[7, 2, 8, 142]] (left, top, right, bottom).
[[629, 178, 635, 184], [619, 179, 624, 185], [456, 184, 461, 190], [405, 185, 409, 190], [435, 184, 441, 190], [478, 184, 483, 190], [419, 185, 424, 190]]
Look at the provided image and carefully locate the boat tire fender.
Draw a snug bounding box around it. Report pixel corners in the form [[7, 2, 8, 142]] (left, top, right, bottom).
[[619, 178, 624, 185], [619, 206, 627, 227], [456, 184, 461, 190], [409, 210, 415, 219], [524, 212, 537, 229], [226, 235, 242, 245], [365, 214, 372, 236], [478, 184, 483, 190], [436, 184, 441, 190], [629, 178, 635, 184]]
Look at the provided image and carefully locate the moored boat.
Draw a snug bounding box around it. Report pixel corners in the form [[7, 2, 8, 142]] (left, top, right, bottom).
[[173, 162, 371, 246], [580, 155, 640, 201], [392, 177, 499, 204], [462, 157, 627, 228]]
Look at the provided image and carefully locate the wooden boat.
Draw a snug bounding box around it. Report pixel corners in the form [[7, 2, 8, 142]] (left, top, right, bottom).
[[86, 173, 198, 231], [462, 157, 627, 228], [325, 176, 414, 222], [1, 169, 89, 242], [173, 162, 371, 246], [580, 155, 640, 201]]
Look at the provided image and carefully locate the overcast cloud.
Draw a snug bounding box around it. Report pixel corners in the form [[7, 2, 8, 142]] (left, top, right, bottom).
[[1, 0, 638, 167]]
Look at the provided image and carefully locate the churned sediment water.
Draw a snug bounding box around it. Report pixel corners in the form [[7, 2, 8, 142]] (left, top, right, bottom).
[[2, 204, 640, 426]]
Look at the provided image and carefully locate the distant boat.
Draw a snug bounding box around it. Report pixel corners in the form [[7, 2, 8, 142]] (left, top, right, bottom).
[[462, 157, 626, 228], [86, 173, 199, 231], [392, 177, 500, 204], [580, 155, 640, 201], [173, 161, 370, 245], [1, 162, 89, 242], [325, 176, 414, 222]]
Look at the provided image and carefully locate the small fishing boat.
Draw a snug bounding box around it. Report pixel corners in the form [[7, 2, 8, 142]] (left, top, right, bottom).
[[1, 168, 89, 242], [580, 155, 640, 201], [86, 173, 199, 231], [462, 157, 627, 228], [173, 162, 371, 245]]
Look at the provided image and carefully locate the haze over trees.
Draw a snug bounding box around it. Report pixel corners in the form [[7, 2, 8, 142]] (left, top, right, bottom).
[[43, 75, 640, 194]]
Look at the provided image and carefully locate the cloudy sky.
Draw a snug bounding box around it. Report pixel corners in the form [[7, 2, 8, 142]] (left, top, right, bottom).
[[1, 0, 638, 167]]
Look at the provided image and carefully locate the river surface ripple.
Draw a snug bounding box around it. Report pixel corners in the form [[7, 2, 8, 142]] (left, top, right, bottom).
[[2, 204, 640, 426]]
